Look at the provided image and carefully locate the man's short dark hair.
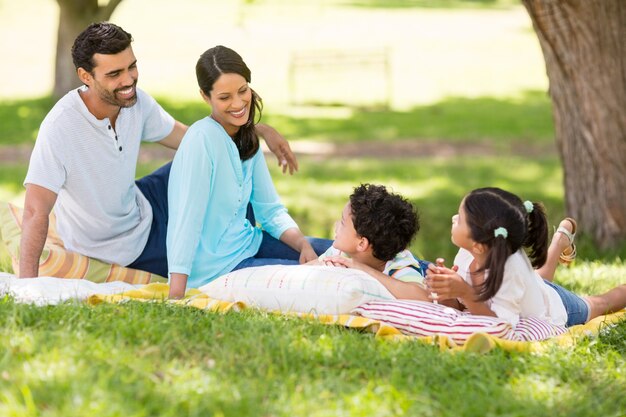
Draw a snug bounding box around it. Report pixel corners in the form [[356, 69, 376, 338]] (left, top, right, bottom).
[[71, 22, 133, 72], [349, 183, 419, 262]]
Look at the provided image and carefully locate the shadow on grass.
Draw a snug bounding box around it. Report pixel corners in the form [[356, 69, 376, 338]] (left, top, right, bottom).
[[0, 91, 553, 147]]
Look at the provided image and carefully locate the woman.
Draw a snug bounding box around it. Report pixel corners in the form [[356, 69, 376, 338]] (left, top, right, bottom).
[[167, 46, 331, 298]]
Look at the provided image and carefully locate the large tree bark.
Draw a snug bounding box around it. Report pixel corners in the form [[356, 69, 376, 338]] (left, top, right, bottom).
[[53, 0, 124, 98], [522, 0, 626, 249]]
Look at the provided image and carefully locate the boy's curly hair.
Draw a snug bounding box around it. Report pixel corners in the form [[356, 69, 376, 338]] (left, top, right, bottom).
[[349, 184, 419, 262]]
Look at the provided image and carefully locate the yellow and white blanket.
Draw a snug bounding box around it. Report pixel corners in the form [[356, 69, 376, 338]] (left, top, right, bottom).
[[87, 282, 626, 354]]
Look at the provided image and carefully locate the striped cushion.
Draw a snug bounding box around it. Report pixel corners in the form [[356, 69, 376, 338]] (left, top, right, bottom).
[[0, 202, 166, 284], [352, 300, 567, 344], [510, 316, 567, 341]]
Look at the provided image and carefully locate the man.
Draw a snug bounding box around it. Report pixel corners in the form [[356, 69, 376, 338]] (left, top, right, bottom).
[[19, 22, 297, 278]]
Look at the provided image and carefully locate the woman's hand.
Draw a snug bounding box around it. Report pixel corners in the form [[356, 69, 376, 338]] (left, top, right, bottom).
[[255, 123, 298, 175], [279, 228, 318, 263], [299, 242, 318, 264], [169, 273, 189, 299]]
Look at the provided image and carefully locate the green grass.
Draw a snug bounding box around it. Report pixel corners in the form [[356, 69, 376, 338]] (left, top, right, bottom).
[[0, 92, 553, 146], [262, 92, 553, 145], [0, 96, 55, 146], [156, 91, 556, 146], [1, 269, 625, 417]]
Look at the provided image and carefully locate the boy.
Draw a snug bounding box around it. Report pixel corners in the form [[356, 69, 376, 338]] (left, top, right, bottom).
[[309, 184, 429, 300]]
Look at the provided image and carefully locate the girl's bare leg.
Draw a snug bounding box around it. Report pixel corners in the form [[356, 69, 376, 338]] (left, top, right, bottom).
[[537, 218, 576, 282], [584, 285, 626, 321]]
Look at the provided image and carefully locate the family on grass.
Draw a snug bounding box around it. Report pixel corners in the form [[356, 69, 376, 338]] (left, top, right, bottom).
[[19, 22, 626, 328]]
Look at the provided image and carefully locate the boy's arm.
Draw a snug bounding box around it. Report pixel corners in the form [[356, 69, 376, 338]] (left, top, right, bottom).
[[374, 272, 429, 301], [324, 256, 430, 301]]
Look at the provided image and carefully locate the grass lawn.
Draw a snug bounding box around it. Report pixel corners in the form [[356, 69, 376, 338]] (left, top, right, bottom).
[[0, 91, 554, 146], [1, 269, 626, 416]]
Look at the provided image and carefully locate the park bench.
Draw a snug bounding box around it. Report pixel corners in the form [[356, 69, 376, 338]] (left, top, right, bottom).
[[288, 48, 392, 108]]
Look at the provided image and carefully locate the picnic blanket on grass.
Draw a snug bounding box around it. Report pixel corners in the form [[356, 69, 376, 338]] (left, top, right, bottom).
[[3, 275, 623, 353], [87, 282, 626, 354]]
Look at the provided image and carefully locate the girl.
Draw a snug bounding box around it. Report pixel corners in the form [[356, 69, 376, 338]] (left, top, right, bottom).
[[426, 187, 626, 327], [167, 46, 331, 299]]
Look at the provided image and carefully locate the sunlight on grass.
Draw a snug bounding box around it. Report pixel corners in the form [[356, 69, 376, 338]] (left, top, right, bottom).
[[258, 91, 554, 144], [23, 354, 81, 384], [0, 92, 554, 146], [273, 380, 416, 416], [168, 365, 218, 397], [341, 383, 412, 416], [555, 260, 626, 295], [509, 375, 572, 408]]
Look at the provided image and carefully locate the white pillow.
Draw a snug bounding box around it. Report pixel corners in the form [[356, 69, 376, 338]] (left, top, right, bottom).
[[352, 300, 567, 344], [199, 265, 395, 315]]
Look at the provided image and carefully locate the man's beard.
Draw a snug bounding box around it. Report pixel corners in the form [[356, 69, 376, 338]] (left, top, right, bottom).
[[96, 80, 138, 108]]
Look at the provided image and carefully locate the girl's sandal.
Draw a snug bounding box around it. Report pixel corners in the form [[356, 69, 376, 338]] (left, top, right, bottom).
[[556, 217, 577, 267]]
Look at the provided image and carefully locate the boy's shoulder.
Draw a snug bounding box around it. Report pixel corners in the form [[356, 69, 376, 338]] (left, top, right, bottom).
[[385, 249, 428, 278], [390, 249, 420, 264], [318, 246, 348, 260]]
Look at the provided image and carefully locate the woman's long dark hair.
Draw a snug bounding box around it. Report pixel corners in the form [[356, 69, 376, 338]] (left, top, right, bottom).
[[463, 187, 548, 301], [196, 45, 262, 161]]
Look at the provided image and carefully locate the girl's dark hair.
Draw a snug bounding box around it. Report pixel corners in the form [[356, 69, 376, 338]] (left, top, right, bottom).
[[196, 45, 261, 161], [349, 184, 419, 262], [71, 22, 133, 73], [463, 187, 548, 301]]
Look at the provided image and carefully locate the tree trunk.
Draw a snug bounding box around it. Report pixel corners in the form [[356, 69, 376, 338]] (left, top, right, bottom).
[[522, 0, 626, 249], [53, 0, 124, 98]]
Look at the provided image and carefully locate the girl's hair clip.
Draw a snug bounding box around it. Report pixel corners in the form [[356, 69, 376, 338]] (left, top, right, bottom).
[[523, 200, 534, 213], [494, 227, 508, 239]]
